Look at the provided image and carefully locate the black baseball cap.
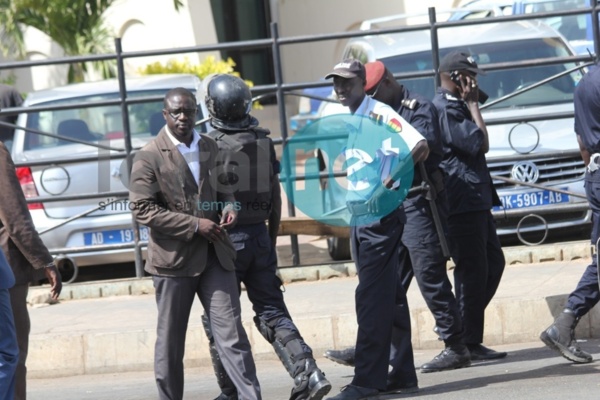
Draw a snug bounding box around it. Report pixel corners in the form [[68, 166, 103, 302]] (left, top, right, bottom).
[[439, 51, 486, 75], [325, 59, 366, 80]]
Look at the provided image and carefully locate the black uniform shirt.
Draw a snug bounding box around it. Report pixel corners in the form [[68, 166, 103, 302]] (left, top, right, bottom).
[[574, 64, 600, 183], [433, 88, 497, 215], [397, 87, 444, 186]]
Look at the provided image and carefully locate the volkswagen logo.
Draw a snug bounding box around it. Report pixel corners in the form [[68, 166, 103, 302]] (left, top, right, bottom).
[[511, 161, 539, 183]]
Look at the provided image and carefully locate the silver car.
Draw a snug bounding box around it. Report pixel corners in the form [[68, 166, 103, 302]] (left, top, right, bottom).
[[449, 0, 594, 55], [10, 74, 208, 271]]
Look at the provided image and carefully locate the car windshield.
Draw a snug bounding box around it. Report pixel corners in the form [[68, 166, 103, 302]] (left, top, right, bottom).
[[380, 37, 582, 109], [521, 0, 589, 43], [23, 89, 201, 151]]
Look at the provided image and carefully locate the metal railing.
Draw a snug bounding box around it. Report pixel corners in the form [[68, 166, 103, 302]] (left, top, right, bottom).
[[1, 2, 599, 277]]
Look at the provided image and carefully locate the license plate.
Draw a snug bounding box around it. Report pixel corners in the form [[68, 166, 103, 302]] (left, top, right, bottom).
[[494, 189, 569, 210], [84, 226, 149, 245]]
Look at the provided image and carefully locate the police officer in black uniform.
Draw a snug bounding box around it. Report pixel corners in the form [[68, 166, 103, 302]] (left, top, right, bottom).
[[433, 51, 506, 360], [324, 60, 470, 373], [201, 74, 331, 400], [539, 63, 600, 364]]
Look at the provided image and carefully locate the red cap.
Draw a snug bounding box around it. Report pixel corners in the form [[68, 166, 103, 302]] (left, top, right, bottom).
[[364, 61, 386, 92]]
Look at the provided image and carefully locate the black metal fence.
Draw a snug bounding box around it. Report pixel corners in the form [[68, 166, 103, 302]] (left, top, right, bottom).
[[0, 3, 599, 278]]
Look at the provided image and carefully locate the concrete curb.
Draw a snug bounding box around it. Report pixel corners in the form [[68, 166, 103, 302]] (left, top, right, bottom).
[[27, 239, 593, 303], [27, 293, 600, 379]]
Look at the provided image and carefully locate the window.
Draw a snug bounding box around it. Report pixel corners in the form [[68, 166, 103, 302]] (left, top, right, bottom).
[[24, 90, 205, 151], [380, 37, 582, 108], [210, 0, 275, 87]]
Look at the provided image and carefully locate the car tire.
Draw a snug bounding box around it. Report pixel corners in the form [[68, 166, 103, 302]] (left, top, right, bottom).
[[327, 237, 352, 261]]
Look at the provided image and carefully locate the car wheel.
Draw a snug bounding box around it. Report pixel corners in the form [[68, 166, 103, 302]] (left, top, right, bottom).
[[327, 237, 352, 261]]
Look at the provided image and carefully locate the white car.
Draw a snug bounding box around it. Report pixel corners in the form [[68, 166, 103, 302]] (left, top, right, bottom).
[[11, 74, 209, 275], [317, 19, 588, 255]]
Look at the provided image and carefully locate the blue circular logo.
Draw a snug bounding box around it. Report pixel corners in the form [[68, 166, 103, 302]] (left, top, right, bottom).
[[281, 114, 414, 227]]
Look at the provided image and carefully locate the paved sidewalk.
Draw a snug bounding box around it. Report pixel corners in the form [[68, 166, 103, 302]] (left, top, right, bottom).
[[26, 242, 600, 378]]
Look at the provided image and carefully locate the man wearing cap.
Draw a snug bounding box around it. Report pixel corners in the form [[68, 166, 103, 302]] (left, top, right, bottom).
[[324, 60, 470, 373], [433, 51, 506, 361], [323, 59, 428, 400]]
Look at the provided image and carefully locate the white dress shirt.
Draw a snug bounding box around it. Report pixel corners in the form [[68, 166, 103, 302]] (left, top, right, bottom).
[[165, 126, 201, 185]]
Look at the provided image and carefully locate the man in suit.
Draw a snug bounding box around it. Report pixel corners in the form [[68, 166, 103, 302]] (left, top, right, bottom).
[[0, 247, 18, 400], [129, 87, 262, 400], [0, 141, 62, 400]]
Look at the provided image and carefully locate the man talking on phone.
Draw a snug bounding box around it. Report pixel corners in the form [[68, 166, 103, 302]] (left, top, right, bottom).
[[432, 51, 507, 361]]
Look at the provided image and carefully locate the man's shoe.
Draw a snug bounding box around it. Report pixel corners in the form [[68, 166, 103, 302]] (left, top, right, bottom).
[[382, 378, 419, 395], [467, 344, 508, 361], [540, 308, 592, 364], [326, 385, 379, 400], [420, 345, 471, 373], [433, 325, 443, 341], [324, 348, 355, 367], [214, 394, 237, 400]]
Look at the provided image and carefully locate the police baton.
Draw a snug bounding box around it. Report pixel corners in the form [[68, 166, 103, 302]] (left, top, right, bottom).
[[417, 162, 451, 259]]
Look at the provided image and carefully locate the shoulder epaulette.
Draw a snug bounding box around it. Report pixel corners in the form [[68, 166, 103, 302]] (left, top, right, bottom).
[[401, 98, 418, 110]]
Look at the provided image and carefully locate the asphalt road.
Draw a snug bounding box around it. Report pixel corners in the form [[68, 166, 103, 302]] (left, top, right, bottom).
[[29, 339, 600, 400]]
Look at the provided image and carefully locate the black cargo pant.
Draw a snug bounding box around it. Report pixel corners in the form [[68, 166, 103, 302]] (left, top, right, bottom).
[[228, 222, 312, 354], [398, 191, 463, 346], [350, 208, 414, 391], [447, 209, 505, 345], [566, 176, 600, 316]]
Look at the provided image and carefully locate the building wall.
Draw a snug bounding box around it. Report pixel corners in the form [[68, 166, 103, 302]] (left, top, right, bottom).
[[273, 0, 464, 84], [5, 0, 464, 93], [103, 0, 221, 75]]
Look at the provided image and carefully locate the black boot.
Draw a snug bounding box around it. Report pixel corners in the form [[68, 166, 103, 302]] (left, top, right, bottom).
[[420, 344, 471, 373], [540, 308, 592, 363], [323, 347, 355, 367], [290, 358, 332, 400]]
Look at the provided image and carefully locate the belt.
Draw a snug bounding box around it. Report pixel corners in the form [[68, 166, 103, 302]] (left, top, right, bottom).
[[346, 201, 370, 216], [588, 153, 600, 173]]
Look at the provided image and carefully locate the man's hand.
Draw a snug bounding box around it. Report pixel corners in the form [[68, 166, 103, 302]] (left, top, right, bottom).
[[44, 265, 62, 300], [219, 207, 237, 230], [198, 218, 228, 242], [457, 74, 479, 104]]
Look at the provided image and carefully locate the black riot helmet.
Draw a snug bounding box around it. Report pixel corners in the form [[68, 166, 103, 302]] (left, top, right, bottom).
[[205, 73, 258, 131]]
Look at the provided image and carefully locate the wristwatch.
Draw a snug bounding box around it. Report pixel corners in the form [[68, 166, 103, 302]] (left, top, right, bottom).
[[45, 261, 56, 268]]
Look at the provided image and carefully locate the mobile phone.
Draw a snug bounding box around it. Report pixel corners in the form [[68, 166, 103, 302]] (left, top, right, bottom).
[[478, 89, 489, 104]]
